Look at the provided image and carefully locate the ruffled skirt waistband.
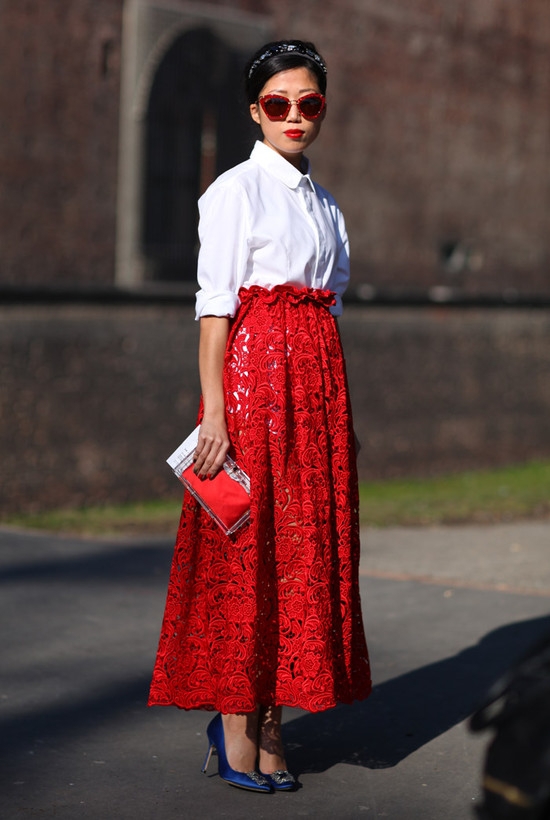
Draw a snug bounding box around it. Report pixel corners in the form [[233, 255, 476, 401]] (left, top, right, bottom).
[[238, 284, 336, 309]]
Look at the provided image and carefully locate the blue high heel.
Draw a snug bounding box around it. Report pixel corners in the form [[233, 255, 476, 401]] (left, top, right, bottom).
[[260, 769, 297, 791], [201, 713, 272, 793]]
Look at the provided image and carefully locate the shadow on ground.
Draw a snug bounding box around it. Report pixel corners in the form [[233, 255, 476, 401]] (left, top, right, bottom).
[[284, 613, 550, 772], [1, 530, 549, 781]]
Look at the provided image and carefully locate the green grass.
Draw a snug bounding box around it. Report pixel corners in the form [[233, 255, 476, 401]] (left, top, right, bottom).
[[359, 460, 550, 527], [1, 498, 183, 538], [2, 460, 549, 536]]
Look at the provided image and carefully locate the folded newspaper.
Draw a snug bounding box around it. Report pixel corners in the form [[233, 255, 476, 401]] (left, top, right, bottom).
[[167, 426, 250, 536]]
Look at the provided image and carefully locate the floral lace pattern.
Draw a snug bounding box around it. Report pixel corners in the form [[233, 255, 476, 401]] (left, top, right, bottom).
[[149, 286, 371, 713]]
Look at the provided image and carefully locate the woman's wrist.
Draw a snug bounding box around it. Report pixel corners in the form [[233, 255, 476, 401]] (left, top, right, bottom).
[[201, 405, 226, 421]]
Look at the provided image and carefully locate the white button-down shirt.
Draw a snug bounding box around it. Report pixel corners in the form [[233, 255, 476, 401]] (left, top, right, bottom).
[[195, 141, 350, 319]]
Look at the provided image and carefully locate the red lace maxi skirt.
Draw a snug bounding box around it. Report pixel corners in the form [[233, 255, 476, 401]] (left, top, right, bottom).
[[148, 285, 371, 713]]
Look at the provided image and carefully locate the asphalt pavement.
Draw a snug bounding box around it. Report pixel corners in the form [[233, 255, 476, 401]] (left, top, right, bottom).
[[1, 519, 549, 819]]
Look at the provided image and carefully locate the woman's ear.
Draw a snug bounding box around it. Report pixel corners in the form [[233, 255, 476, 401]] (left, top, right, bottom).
[[250, 103, 261, 125]]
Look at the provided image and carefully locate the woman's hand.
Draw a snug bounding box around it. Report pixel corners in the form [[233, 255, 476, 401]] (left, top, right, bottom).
[[193, 415, 230, 479]]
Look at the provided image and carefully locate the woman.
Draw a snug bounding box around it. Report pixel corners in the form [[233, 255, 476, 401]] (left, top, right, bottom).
[[149, 39, 371, 793]]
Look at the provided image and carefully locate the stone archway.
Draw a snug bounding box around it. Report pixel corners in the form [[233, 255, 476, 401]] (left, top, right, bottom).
[[142, 27, 255, 281], [115, 1, 270, 288]]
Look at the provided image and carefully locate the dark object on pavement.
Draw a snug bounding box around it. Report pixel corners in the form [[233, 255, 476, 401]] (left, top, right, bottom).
[[470, 634, 550, 819]]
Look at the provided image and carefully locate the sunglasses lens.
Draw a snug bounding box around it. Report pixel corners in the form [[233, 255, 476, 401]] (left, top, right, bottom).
[[260, 94, 325, 120], [262, 97, 289, 119], [298, 95, 324, 119]]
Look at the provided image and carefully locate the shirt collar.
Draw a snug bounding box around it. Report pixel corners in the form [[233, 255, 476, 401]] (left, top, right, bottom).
[[250, 140, 315, 191]]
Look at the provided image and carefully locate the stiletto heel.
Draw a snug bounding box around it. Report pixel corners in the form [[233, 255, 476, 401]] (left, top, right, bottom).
[[202, 713, 272, 793], [201, 742, 215, 774]]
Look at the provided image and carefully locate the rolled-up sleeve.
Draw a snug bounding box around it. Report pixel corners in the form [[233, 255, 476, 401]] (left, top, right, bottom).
[[195, 182, 250, 320]]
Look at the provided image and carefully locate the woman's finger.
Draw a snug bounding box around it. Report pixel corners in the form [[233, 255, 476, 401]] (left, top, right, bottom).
[[195, 446, 228, 479], [193, 426, 229, 478]]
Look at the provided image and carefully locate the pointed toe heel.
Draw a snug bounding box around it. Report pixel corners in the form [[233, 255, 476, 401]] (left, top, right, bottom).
[[202, 713, 272, 793], [261, 769, 297, 791]]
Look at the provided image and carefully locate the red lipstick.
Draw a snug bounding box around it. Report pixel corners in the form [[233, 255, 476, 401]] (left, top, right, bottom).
[[284, 130, 304, 139]]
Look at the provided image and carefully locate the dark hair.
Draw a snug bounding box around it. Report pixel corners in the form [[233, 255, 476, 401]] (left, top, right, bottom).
[[244, 40, 327, 104]]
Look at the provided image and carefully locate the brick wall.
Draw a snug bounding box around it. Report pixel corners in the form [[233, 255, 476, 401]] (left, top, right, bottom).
[[341, 305, 550, 477], [1, 0, 550, 294], [1, 303, 197, 512], [0, 0, 123, 286], [2, 303, 550, 515], [283, 0, 550, 293]]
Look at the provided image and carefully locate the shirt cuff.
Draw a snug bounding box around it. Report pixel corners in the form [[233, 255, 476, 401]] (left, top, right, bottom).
[[195, 290, 241, 320], [329, 293, 343, 317]]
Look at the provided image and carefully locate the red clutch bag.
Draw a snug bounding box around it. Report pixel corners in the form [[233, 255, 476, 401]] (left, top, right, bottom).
[[167, 427, 250, 535]]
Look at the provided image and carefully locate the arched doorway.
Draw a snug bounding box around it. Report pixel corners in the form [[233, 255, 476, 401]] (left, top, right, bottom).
[[142, 27, 256, 281]]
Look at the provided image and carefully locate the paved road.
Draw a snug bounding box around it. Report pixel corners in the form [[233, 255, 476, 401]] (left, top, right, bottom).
[[1, 520, 549, 819]]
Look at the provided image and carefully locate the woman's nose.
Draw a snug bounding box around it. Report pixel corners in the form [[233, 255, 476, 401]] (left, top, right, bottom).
[[287, 101, 301, 121]]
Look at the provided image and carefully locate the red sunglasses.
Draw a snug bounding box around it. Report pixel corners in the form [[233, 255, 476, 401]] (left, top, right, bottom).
[[258, 93, 326, 121]]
